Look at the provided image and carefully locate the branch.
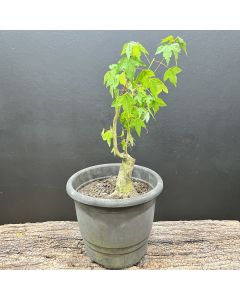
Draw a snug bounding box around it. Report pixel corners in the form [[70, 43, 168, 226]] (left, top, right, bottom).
[[148, 58, 155, 70], [143, 52, 150, 64], [112, 108, 124, 159], [154, 59, 169, 72], [125, 130, 131, 155]]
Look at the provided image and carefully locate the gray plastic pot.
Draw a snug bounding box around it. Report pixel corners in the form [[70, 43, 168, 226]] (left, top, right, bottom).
[[66, 163, 163, 269]]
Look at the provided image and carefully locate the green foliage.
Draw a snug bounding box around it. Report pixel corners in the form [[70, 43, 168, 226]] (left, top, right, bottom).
[[155, 35, 188, 65], [163, 66, 182, 87], [101, 128, 113, 147], [121, 41, 149, 59], [102, 36, 187, 155], [155, 43, 180, 65]]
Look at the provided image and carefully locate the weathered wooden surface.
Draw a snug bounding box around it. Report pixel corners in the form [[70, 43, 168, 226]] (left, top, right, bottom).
[[0, 220, 239, 269]]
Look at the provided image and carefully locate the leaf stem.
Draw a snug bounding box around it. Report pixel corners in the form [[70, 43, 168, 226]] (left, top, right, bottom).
[[154, 59, 169, 72], [143, 52, 150, 64], [148, 58, 155, 70]]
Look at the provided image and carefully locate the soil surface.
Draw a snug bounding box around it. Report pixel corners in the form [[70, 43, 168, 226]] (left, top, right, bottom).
[[78, 176, 151, 199]]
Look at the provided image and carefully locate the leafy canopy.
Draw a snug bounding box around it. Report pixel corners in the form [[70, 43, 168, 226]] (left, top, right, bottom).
[[102, 36, 187, 154]]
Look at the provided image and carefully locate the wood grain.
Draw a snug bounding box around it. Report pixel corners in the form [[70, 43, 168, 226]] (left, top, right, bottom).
[[0, 220, 239, 269]]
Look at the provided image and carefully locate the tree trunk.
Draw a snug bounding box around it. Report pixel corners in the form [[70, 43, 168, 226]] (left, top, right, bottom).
[[113, 155, 136, 197]]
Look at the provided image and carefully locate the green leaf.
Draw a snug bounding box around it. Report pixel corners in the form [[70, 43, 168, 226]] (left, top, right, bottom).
[[109, 64, 118, 70], [136, 107, 148, 120], [155, 97, 167, 107], [175, 36, 187, 55], [151, 98, 167, 114], [108, 76, 119, 97], [163, 66, 182, 87], [121, 41, 149, 59], [132, 45, 141, 59], [149, 78, 168, 97], [147, 107, 155, 119], [155, 43, 181, 65], [103, 70, 111, 85], [103, 66, 120, 97], [119, 72, 127, 85], [101, 128, 113, 147], [112, 93, 136, 111], [136, 69, 155, 87], [161, 35, 175, 44], [130, 119, 146, 136], [138, 43, 149, 55], [145, 95, 154, 106], [118, 57, 145, 81], [128, 133, 134, 146], [134, 91, 145, 105], [143, 111, 150, 122], [121, 43, 129, 58], [172, 44, 181, 64]]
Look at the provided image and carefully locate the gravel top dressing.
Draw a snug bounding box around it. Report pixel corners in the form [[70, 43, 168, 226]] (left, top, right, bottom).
[[78, 176, 152, 199]]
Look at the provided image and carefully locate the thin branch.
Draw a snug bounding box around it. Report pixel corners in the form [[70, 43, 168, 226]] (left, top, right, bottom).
[[148, 58, 155, 70], [112, 108, 124, 159], [154, 59, 169, 72], [143, 52, 150, 64], [125, 130, 131, 155], [160, 61, 168, 68]]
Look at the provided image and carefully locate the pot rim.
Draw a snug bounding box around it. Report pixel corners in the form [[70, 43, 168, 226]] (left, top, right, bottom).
[[66, 163, 163, 208]]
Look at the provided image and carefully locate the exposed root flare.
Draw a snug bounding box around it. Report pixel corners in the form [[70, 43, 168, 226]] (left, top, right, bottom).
[[109, 189, 138, 199], [111, 155, 136, 198]]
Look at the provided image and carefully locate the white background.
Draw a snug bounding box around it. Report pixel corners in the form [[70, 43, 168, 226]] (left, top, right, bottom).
[[0, 0, 239, 299]]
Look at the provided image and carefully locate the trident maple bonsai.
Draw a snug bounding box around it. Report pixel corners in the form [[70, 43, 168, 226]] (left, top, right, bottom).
[[101, 35, 187, 198]]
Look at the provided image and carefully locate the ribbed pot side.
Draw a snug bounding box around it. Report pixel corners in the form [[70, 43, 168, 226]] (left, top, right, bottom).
[[66, 163, 163, 269]]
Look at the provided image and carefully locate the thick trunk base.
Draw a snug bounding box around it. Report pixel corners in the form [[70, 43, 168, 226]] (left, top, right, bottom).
[[111, 156, 136, 198]]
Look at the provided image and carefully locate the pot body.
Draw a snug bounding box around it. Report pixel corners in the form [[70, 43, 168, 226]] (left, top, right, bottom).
[[66, 163, 163, 269]]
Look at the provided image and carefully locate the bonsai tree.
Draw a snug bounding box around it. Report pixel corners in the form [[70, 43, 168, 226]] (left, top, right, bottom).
[[102, 35, 187, 198]]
